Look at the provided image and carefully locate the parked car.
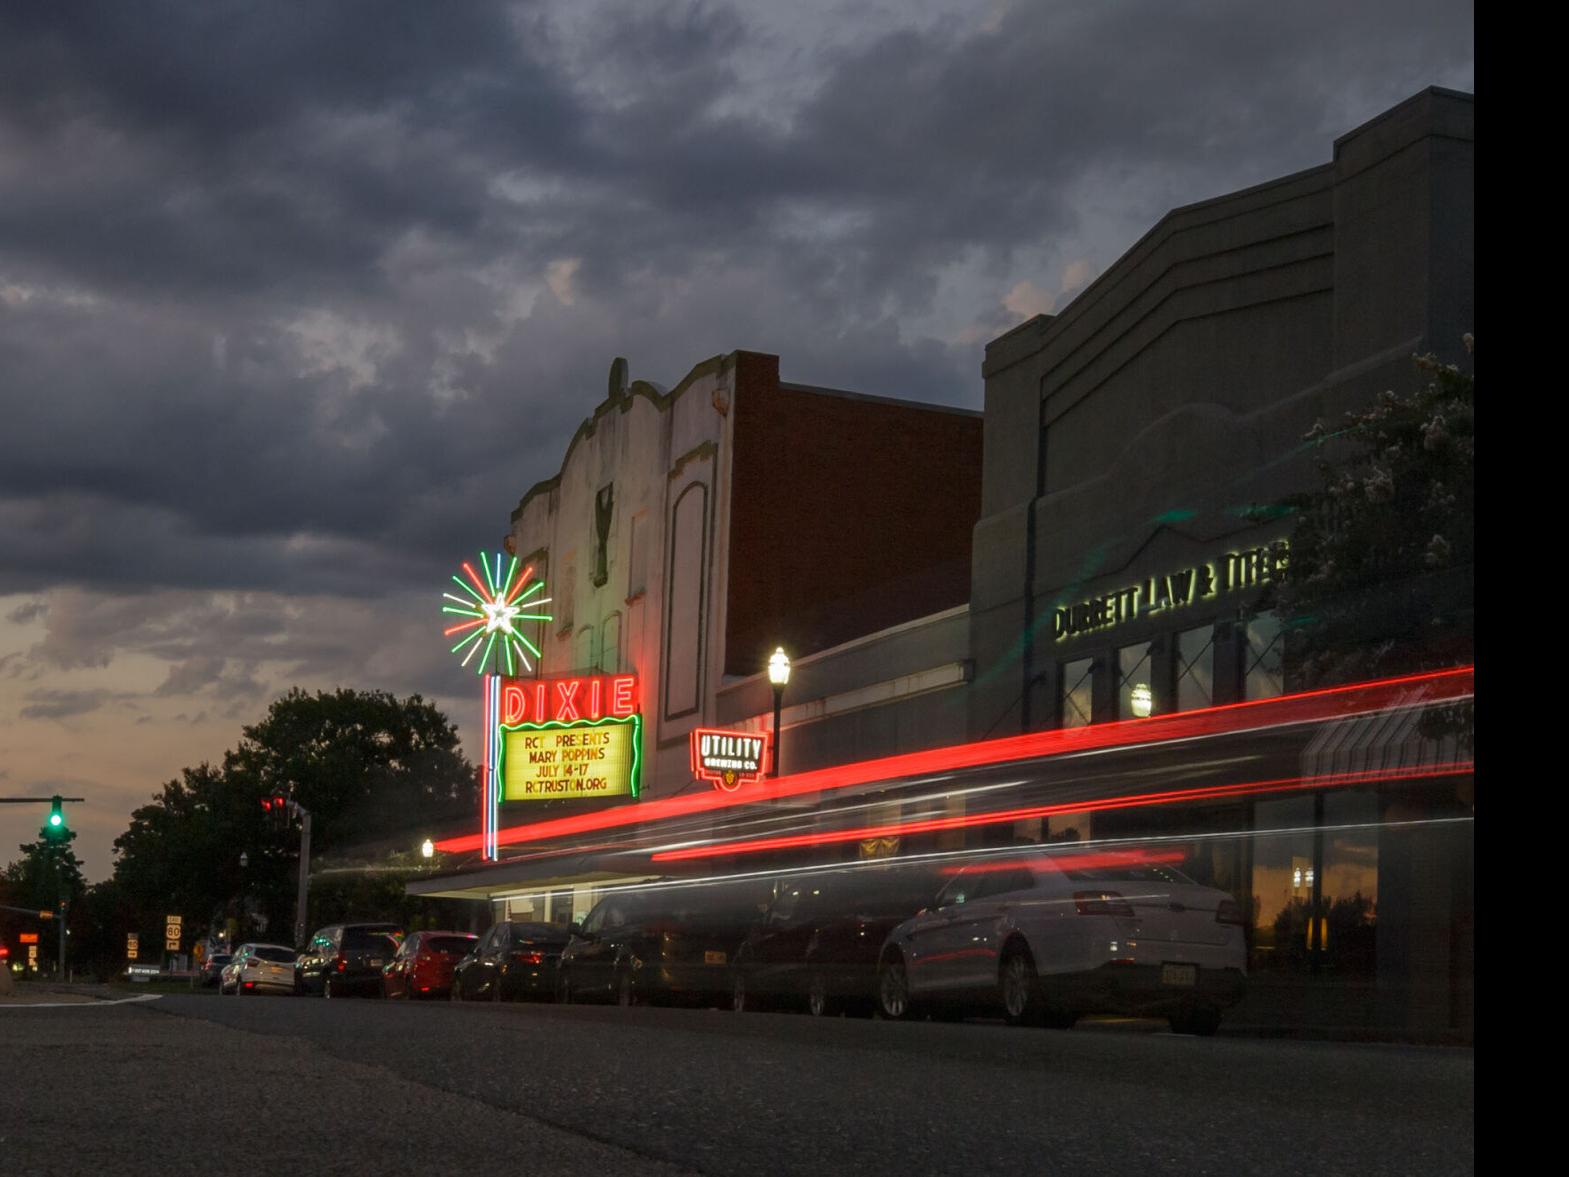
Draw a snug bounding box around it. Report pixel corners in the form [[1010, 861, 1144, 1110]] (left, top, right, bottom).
[[296, 923, 403, 998], [383, 931, 478, 1000], [732, 863, 943, 1016], [200, 952, 233, 989], [558, 880, 772, 1007], [450, 922, 569, 1002], [876, 851, 1247, 1034], [222, 943, 298, 995]]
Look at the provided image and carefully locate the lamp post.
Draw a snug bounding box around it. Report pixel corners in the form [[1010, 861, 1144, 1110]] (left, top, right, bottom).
[[767, 647, 791, 778], [420, 838, 434, 860]]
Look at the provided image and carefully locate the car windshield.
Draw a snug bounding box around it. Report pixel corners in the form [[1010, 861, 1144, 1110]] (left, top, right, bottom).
[[251, 947, 296, 963], [343, 929, 399, 951], [426, 935, 477, 955]]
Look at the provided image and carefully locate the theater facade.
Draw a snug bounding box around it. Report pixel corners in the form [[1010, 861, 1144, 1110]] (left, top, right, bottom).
[[412, 89, 1474, 1038]]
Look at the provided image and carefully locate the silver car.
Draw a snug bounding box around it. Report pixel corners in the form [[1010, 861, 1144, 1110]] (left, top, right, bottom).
[[877, 850, 1247, 1034], [223, 942, 299, 996]]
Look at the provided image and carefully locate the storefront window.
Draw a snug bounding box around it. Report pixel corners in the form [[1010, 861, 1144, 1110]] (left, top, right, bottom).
[[1116, 642, 1152, 719], [1060, 657, 1094, 728], [1244, 612, 1284, 700], [1176, 625, 1214, 711]]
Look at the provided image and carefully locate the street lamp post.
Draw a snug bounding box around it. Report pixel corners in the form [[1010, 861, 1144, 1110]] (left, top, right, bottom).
[[767, 647, 791, 778]]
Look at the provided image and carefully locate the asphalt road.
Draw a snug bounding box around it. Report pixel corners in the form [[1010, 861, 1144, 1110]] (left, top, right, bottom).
[[2, 992, 1473, 1176]]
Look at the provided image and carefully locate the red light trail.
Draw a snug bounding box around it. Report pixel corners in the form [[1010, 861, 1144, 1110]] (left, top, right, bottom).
[[648, 761, 1474, 862], [435, 665, 1472, 855]]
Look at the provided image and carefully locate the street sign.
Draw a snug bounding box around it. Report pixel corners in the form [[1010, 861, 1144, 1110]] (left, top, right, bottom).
[[165, 914, 182, 951], [27, 944, 38, 968], [19, 932, 38, 945], [127, 933, 139, 961]]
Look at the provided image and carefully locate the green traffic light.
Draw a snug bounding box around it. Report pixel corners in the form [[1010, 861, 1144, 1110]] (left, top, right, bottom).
[[49, 812, 62, 828], [44, 795, 66, 838]]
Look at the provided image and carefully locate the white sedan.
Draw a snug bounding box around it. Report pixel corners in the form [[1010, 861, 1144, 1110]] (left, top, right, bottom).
[[222, 943, 299, 996], [876, 849, 1247, 1034]]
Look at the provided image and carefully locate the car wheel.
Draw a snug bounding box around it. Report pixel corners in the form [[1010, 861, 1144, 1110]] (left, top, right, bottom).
[[558, 974, 573, 1004], [1169, 1006, 1222, 1037], [323, 976, 336, 999], [877, 952, 912, 1020], [617, 969, 638, 1008], [806, 972, 834, 1018], [1000, 943, 1042, 1026], [492, 976, 504, 1003], [731, 971, 749, 1014], [450, 979, 463, 1002]]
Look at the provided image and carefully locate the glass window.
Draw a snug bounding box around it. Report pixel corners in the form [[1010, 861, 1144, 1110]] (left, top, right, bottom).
[[1060, 657, 1094, 728], [593, 484, 614, 587], [1116, 642, 1153, 719], [1176, 625, 1215, 711], [1244, 612, 1284, 700]]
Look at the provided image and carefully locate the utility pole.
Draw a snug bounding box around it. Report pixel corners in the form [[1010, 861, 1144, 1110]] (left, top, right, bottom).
[[57, 896, 67, 978], [291, 801, 312, 948]]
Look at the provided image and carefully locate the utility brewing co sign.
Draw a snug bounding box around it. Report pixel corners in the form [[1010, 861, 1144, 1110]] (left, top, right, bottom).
[[497, 673, 642, 801], [690, 728, 769, 791]]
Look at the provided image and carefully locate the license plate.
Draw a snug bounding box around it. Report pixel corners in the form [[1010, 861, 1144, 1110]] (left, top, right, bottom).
[[704, 951, 726, 965], [1161, 962, 1197, 987], [367, 959, 383, 967]]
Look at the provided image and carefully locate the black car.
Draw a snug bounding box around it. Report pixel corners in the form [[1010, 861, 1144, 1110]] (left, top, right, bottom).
[[296, 923, 403, 997], [732, 864, 943, 1016], [199, 952, 233, 989], [450, 922, 572, 1002], [558, 880, 773, 1007]]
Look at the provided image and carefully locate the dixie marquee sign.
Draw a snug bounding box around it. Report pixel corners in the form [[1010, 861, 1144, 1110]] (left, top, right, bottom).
[[497, 673, 642, 802]]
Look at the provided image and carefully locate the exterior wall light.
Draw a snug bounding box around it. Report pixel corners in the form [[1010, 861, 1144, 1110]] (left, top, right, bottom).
[[1131, 683, 1153, 718]]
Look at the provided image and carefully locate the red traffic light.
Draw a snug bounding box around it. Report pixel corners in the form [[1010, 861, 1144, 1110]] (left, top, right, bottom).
[[261, 797, 273, 812]]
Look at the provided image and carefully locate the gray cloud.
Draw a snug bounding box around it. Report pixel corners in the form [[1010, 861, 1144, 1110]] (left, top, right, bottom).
[[18, 688, 117, 720]]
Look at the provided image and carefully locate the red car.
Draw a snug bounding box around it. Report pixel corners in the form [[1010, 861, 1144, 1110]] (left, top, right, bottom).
[[382, 930, 477, 1000]]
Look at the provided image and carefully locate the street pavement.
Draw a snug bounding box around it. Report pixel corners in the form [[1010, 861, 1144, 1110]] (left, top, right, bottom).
[[2, 992, 1473, 1176]]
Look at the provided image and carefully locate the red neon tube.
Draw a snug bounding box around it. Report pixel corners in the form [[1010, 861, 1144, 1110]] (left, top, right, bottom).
[[436, 665, 1473, 855], [648, 761, 1474, 862]]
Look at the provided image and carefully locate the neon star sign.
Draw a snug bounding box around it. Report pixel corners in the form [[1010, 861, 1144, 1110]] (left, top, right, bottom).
[[442, 552, 553, 676]]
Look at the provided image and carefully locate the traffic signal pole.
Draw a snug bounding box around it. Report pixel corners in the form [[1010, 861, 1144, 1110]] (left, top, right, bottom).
[[293, 806, 311, 949]]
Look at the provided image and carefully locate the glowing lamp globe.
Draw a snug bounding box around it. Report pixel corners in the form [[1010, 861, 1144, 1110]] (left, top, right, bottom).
[[768, 647, 791, 688], [1130, 683, 1153, 718]]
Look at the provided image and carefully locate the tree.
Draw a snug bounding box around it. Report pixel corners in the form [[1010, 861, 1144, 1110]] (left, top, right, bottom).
[[111, 688, 475, 946], [4, 827, 86, 913], [1275, 339, 1474, 693], [221, 687, 476, 855]]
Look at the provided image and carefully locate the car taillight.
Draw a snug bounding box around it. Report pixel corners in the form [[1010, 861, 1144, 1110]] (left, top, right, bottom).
[[335, 955, 348, 972], [514, 951, 543, 965], [1074, 891, 1135, 918], [1216, 899, 1245, 926]]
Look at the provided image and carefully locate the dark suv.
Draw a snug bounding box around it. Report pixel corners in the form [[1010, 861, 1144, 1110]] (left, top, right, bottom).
[[557, 880, 772, 1007], [731, 864, 943, 1016], [297, 923, 403, 997]]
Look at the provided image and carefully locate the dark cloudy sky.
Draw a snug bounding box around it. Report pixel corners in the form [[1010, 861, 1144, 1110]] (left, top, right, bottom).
[[0, 0, 1473, 879]]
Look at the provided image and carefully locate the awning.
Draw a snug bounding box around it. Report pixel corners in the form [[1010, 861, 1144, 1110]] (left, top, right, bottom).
[[1300, 689, 1468, 779]]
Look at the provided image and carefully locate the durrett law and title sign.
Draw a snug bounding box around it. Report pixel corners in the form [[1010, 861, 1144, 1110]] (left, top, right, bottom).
[[1053, 540, 1289, 642]]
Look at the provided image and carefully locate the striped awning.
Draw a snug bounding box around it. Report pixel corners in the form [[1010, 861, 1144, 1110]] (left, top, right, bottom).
[[1300, 689, 1468, 779]]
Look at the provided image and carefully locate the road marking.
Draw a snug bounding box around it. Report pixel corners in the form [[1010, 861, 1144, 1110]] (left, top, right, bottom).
[[0, 993, 164, 1010]]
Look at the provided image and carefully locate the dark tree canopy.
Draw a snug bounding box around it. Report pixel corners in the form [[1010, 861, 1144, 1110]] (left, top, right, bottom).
[[3, 828, 86, 912], [110, 688, 475, 949], [1277, 340, 1474, 690]]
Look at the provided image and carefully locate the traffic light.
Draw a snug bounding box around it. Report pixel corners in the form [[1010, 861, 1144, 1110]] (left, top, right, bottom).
[[261, 793, 290, 830], [42, 795, 67, 841]]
